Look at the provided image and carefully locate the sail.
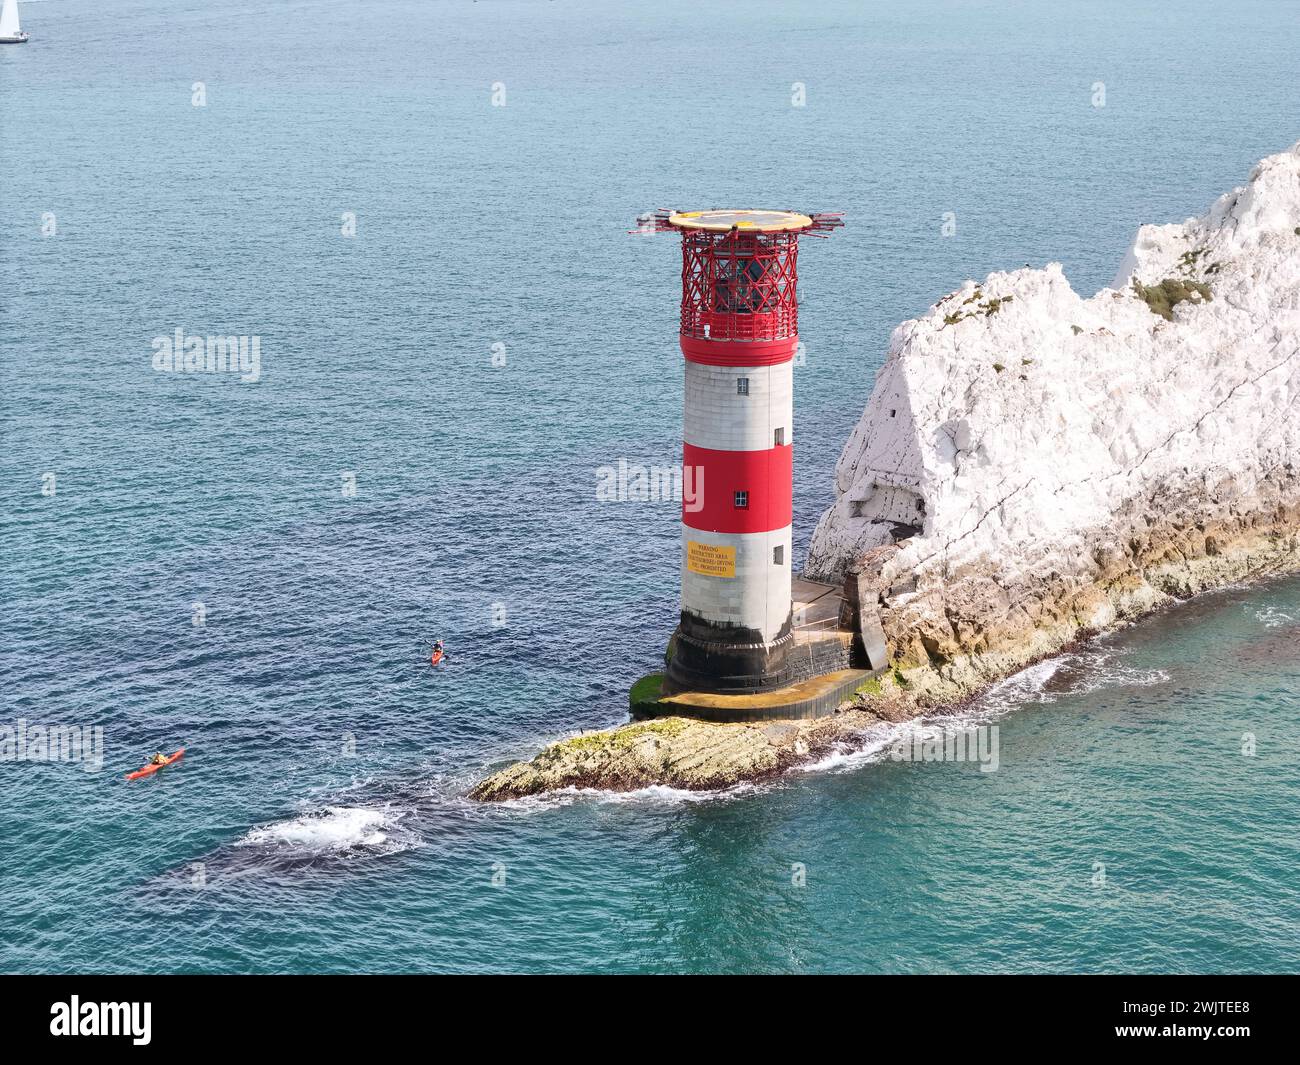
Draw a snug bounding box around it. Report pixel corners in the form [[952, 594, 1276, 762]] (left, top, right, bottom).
[[0, 0, 21, 38]]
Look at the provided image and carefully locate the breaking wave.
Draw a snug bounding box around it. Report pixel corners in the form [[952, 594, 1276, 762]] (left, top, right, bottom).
[[237, 805, 418, 856], [1253, 605, 1295, 628], [491, 781, 766, 811], [798, 642, 1171, 776], [977, 646, 1169, 714]]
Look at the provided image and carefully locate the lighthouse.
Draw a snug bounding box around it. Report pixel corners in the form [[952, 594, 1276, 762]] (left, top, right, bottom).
[[647, 209, 843, 695]]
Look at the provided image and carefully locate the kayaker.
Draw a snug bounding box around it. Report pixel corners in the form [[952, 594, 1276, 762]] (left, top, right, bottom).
[[148, 752, 168, 766]]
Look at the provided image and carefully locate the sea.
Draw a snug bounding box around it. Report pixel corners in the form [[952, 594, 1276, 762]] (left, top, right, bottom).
[[1, 0, 1297, 973]]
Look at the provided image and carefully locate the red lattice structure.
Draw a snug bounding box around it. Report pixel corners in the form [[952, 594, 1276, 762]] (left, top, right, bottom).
[[638, 209, 843, 344]]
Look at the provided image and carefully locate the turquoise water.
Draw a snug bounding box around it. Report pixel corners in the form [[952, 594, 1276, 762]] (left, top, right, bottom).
[[1, 0, 1297, 974]]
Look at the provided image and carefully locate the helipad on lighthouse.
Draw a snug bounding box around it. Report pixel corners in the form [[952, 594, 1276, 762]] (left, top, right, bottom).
[[631, 208, 883, 721]]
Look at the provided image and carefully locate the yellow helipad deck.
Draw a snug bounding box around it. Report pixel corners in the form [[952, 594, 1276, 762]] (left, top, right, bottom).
[[667, 209, 813, 233]]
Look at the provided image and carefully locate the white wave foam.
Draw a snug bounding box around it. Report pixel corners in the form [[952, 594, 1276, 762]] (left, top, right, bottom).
[[976, 657, 1069, 712], [1253, 606, 1295, 628], [800, 646, 1173, 778], [797, 721, 914, 774], [976, 648, 1168, 714], [1067, 661, 1170, 694], [493, 780, 766, 811], [237, 805, 416, 854], [798, 699, 1007, 776]]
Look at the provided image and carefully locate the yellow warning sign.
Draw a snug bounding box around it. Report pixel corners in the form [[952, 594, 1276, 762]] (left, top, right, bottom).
[[687, 541, 736, 577]]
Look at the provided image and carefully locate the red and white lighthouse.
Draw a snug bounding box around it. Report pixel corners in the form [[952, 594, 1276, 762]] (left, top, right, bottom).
[[649, 209, 842, 694]]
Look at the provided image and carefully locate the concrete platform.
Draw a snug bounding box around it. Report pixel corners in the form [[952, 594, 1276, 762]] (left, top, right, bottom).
[[632, 667, 879, 723], [792, 577, 843, 631]]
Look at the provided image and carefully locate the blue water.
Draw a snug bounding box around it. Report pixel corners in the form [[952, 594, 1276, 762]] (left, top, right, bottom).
[[2, 0, 1298, 974]]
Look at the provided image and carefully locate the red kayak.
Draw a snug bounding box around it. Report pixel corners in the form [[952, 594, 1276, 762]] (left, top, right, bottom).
[[430, 649, 444, 667], [125, 749, 185, 781]]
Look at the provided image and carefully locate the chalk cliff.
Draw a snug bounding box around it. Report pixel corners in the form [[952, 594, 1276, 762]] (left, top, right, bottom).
[[805, 140, 1300, 702], [471, 142, 1300, 800]]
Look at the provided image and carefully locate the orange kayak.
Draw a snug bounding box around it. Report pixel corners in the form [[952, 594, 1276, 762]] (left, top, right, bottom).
[[430, 649, 444, 666], [126, 749, 185, 781]]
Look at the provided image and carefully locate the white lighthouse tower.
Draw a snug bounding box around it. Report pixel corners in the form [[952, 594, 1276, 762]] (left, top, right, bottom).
[[648, 209, 842, 694]]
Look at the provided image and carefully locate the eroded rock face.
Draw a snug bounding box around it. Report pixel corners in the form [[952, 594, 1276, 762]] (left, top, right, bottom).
[[806, 141, 1300, 703]]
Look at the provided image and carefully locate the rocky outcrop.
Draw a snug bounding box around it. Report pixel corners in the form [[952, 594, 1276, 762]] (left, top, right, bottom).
[[806, 140, 1300, 705], [471, 142, 1300, 801], [469, 698, 915, 801]]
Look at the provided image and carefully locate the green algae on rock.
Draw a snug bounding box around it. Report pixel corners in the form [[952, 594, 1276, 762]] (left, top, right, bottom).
[[468, 693, 914, 802]]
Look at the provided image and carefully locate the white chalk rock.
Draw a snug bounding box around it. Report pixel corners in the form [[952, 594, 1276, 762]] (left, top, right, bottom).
[[806, 141, 1300, 588]]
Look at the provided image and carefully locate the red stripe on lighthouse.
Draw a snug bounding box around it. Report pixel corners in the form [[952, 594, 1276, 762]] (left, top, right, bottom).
[[680, 336, 798, 366], [682, 442, 792, 534]]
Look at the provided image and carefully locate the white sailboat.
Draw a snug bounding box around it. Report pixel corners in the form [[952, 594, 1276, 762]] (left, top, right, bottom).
[[0, 0, 29, 44]]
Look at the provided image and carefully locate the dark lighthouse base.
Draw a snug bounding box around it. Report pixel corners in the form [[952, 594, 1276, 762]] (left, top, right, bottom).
[[644, 580, 886, 722], [662, 613, 794, 696]]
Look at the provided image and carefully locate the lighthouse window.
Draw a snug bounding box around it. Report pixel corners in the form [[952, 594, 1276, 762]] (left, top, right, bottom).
[[773, 545, 784, 565], [774, 427, 785, 446], [734, 490, 749, 509], [736, 377, 750, 396], [714, 257, 770, 314]]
